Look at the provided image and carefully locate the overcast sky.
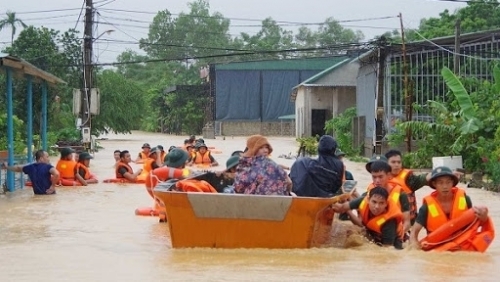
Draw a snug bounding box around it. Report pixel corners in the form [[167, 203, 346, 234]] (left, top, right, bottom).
[[0, 0, 466, 63]]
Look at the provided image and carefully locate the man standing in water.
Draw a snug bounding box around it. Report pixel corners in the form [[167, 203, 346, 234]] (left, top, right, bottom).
[[2, 150, 59, 195]]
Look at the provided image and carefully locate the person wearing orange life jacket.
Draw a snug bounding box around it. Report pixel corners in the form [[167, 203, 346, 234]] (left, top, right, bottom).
[[333, 186, 404, 249], [188, 142, 218, 167], [55, 147, 77, 181], [385, 149, 464, 225], [116, 150, 143, 181], [410, 166, 489, 250], [155, 148, 192, 222], [143, 147, 163, 174], [134, 143, 151, 164], [156, 145, 167, 163], [74, 152, 98, 186], [362, 156, 411, 234]]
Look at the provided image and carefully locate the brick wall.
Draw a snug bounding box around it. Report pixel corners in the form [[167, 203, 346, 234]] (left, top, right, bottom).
[[219, 121, 295, 136]]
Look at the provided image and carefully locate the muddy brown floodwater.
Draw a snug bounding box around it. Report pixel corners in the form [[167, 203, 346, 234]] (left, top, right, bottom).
[[0, 131, 498, 281]]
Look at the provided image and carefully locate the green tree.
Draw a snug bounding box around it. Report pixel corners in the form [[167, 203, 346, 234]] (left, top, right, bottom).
[[234, 18, 294, 60], [418, 0, 500, 39], [2, 26, 76, 136], [0, 11, 27, 44], [92, 70, 146, 134], [140, 0, 232, 61]]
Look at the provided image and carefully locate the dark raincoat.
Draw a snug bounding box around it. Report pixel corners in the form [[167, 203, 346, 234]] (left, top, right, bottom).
[[290, 135, 344, 197]]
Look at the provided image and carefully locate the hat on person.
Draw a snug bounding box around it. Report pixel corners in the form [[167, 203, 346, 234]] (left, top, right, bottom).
[[78, 152, 93, 160], [157, 145, 164, 151], [168, 145, 177, 152], [335, 149, 346, 157], [60, 147, 75, 158], [225, 156, 240, 171], [244, 135, 273, 157], [148, 147, 159, 157], [142, 143, 151, 149], [195, 142, 207, 149], [365, 154, 388, 172], [428, 166, 458, 189], [165, 148, 189, 168], [197, 138, 205, 144]]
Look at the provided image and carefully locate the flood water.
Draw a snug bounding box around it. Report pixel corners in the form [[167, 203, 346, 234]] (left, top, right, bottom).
[[0, 131, 498, 281]]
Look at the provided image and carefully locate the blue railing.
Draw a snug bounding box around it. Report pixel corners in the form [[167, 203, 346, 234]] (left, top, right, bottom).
[[0, 156, 29, 192]]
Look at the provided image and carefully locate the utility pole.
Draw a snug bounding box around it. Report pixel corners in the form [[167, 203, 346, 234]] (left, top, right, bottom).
[[81, 0, 94, 152], [399, 12, 412, 153], [454, 19, 461, 74], [374, 37, 387, 155]]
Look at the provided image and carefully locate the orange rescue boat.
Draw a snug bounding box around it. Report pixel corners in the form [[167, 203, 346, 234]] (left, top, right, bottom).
[[153, 187, 350, 249]]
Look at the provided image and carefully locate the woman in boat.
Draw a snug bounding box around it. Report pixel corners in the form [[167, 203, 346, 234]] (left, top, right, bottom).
[[410, 166, 490, 250], [234, 135, 292, 196]]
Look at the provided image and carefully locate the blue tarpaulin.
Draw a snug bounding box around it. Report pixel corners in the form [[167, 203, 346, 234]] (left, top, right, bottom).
[[215, 70, 320, 121]]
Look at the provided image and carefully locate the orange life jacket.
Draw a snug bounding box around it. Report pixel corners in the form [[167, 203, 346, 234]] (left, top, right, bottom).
[[423, 187, 468, 233], [139, 152, 148, 160], [115, 161, 133, 179], [391, 169, 417, 221], [366, 181, 403, 211], [56, 159, 77, 179], [193, 151, 211, 165], [160, 152, 167, 163], [359, 195, 404, 242], [175, 179, 217, 193], [74, 162, 91, 179], [143, 158, 156, 173]]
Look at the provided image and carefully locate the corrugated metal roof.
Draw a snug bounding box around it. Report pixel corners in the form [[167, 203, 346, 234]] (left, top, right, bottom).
[[0, 54, 66, 85], [215, 56, 349, 71]]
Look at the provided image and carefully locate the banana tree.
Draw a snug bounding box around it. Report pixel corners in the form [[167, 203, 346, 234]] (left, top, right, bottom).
[[389, 66, 500, 170]]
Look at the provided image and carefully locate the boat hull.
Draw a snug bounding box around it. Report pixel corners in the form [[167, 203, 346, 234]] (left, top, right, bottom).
[[153, 189, 350, 249]]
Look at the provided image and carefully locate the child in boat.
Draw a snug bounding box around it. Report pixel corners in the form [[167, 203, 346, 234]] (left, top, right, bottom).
[[332, 186, 404, 249], [74, 152, 98, 186], [200, 155, 239, 193], [234, 135, 292, 196], [409, 166, 489, 250]]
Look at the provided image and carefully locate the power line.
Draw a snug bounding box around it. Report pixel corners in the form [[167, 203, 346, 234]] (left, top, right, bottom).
[[2, 8, 83, 15], [52, 41, 371, 67], [98, 8, 397, 25], [426, 0, 496, 3], [18, 14, 80, 22], [74, 1, 86, 30]]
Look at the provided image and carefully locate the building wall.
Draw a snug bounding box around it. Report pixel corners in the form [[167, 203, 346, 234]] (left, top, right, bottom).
[[333, 86, 357, 117], [220, 121, 295, 136], [295, 88, 306, 137], [315, 61, 359, 86], [356, 63, 377, 144], [295, 86, 358, 137]]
